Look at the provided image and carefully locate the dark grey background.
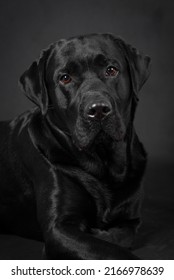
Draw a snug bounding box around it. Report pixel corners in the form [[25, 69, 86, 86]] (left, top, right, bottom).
[[0, 0, 174, 259], [0, 0, 174, 161]]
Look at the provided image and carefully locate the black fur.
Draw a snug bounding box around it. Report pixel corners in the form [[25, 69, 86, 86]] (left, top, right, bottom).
[[0, 33, 151, 259]]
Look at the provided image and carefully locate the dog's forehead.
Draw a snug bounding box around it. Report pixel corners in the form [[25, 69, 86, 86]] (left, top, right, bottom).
[[53, 34, 124, 65]]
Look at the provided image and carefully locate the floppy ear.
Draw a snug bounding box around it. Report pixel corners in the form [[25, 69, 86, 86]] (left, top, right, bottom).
[[117, 38, 151, 98], [19, 48, 51, 115]]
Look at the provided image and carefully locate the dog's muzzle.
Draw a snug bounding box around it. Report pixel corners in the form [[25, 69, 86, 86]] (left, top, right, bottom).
[[73, 90, 125, 149]]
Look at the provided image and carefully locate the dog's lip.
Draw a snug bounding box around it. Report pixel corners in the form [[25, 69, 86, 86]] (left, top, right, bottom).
[[73, 127, 125, 152]]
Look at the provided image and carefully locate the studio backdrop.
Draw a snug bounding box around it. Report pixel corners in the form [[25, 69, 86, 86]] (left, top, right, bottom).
[[0, 0, 174, 259]]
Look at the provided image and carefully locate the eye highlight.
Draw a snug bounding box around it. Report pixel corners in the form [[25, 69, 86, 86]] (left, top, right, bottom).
[[59, 74, 72, 85], [105, 66, 119, 77]]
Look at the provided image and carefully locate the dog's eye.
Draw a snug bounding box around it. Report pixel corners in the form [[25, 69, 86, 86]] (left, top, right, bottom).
[[105, 66, 119, 77], [59, 74, 72, 85]]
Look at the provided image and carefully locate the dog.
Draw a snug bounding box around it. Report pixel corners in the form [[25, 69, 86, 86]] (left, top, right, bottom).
[[0, 33, 151, 259]]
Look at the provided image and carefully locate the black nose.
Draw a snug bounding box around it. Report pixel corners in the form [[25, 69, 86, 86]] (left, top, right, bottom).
[[86, 102, 112, 120]]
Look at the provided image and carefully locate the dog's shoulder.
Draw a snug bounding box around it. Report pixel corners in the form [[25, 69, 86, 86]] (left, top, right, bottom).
[[2, 108, 43, 162], [0, 108, 38, 155], [9, 108, 38, 134]]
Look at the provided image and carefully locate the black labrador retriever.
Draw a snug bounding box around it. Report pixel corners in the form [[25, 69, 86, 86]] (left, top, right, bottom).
[[0, 33, 151, 259]]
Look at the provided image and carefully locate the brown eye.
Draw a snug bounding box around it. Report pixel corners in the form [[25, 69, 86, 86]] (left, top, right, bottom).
[[105, 66, 119, 77], [59, 74, 72, 85]]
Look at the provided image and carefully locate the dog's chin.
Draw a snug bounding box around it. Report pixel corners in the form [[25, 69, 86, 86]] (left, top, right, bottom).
[[72, 129, 99, 151], [73, 126, 125, 152]]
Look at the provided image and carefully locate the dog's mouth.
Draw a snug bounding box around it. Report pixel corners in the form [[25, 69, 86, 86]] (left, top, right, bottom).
[[73, 115, 125, 151]]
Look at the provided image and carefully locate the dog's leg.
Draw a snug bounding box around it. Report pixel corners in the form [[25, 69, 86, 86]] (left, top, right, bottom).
[[43, 225, 139, 260], [34, 167, 140, 260]]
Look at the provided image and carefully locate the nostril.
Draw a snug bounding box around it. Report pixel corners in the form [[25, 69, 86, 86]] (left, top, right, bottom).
[[87, 103, 112, 119], [102, 105, 111, 115], [88, 106, 97, 117]]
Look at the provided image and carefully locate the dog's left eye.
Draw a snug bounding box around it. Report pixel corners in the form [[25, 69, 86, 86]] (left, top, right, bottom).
[[105, 66, 119, 77], [59, 74, 72, 85]]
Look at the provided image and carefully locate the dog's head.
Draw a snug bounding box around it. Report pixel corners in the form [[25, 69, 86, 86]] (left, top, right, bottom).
[[19, 34, 151, 149]]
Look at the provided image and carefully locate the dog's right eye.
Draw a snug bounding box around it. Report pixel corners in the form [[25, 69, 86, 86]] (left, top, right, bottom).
[[59, 74, 72, 85], [105, 66, 119, 77]]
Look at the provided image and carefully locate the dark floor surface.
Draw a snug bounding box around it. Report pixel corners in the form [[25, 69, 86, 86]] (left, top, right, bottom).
[[0, 159, 174, 259]]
